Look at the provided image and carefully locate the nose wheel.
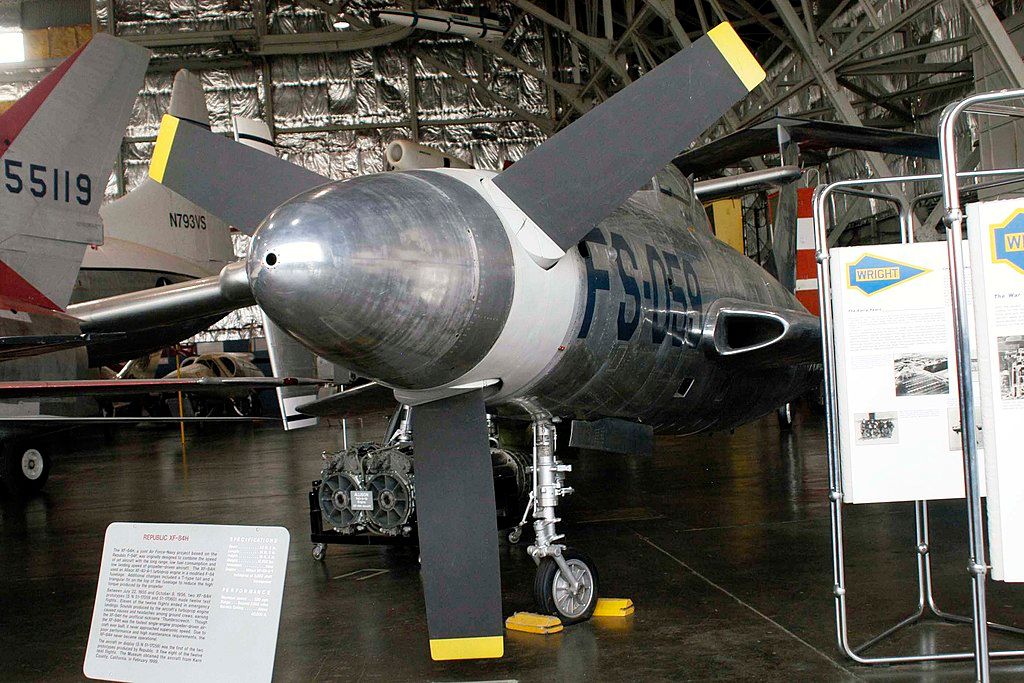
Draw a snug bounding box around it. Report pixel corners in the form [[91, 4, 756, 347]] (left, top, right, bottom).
[[534, 548, 599, 624], [521, 417, 603, 625]]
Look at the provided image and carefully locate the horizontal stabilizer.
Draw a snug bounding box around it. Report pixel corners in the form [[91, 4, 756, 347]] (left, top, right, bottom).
[[492, 22, 764, 254], [0, 376, 327, 399], [233, 116, 275, 156], [701, 298, 821, 367], [150, 115, 330, 233], [0, 332, 125, 361]]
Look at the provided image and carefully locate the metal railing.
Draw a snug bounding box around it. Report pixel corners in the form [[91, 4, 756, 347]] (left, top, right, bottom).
[[812, 92, 1024, 678]]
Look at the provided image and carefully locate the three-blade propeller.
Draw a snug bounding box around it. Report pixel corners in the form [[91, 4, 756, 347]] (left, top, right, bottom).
[[148, 22, 765, 660]]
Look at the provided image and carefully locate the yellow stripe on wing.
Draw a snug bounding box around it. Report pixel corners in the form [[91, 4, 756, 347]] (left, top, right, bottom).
[[707, 23, 766, 91], [429, 635, 504, 661], [148, 114, 180, 183]]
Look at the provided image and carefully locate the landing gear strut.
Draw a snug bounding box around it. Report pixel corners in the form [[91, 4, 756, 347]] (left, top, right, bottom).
[[515, 417, 599, 624], [777, 402, 794, 431]]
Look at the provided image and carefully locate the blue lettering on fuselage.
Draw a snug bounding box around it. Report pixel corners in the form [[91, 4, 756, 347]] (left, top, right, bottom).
[[578, 228, 702, 344], [578, 228, 609, 338]]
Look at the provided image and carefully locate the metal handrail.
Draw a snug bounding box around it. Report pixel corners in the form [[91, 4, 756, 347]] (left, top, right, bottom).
[[811, 153, 1024, 669], [939, 88, 1024, 683]]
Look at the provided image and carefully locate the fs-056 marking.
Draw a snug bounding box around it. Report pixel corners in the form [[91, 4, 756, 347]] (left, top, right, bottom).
[[2, 159, 92, 206], [578, 227, 702, 345]]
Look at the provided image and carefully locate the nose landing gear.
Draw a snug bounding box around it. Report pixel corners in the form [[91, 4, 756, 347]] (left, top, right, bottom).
[[512, 417, 599, 624]]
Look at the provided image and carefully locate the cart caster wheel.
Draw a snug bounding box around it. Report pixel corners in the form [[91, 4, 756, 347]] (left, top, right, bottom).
[[312, 543, 327, 562], [534, 548, 598, 625], [508, 527, 523, 544], [1, 441, 50, 495], [777, 403, 794, 431]]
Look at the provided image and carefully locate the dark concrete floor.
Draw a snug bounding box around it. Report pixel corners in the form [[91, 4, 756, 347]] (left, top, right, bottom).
[[2, 406, 1024, 682]]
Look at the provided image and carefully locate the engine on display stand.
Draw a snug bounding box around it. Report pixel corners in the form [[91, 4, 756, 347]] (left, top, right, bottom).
[[310, 407, 531, 560]]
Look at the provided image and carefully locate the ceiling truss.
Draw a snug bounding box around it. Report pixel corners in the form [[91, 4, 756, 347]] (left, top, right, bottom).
[[3, 0, 1021, 186]]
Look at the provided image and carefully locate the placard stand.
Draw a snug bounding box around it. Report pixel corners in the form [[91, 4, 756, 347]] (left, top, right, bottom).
[[938, 89, 1024, 682], [813, 148, 1024, 676]]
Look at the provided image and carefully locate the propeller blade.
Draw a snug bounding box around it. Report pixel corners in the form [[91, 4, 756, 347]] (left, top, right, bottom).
[[413, 389, 504, 660], [493, 22, 764, 252], [148, 114, 330, 233]]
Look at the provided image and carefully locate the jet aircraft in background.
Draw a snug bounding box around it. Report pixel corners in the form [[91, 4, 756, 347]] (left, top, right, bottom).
[[0, 36, 318, 494], [139, 22, 821, 661], [74, 69, 236, 304], [70, 69, 241, 367]]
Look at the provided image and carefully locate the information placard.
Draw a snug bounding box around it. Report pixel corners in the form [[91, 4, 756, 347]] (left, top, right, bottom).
[[968, 199, 1024, 582], [84, 523, 289, 683], [831, 242, 984, 503]]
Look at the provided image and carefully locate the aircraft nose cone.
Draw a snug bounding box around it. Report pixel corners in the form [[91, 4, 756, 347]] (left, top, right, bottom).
[[247, 171, 515, 390]]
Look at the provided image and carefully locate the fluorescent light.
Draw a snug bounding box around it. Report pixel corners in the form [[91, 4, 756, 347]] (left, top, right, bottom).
[[333, 19, 350, 29], [0, 32, 24, 64]]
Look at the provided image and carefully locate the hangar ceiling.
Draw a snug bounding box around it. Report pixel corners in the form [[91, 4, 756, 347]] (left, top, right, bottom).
[[0, 0, 1021, 337], [0, 1, 1019, 184]]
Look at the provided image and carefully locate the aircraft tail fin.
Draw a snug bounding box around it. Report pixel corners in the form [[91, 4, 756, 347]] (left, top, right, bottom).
[[96, 69, 235, 280], [232, 116, 275, 158], [167, 70, 210, 128], [0, 34, 149, 311], [765, 126, 800, 293]]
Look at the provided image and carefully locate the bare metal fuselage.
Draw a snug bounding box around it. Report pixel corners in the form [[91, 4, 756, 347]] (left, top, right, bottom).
[[248, 167, 817, 435], [512, 184, 813, 433]]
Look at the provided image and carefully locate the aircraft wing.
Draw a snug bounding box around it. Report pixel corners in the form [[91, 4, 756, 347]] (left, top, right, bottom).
[[0, 376, 327, 398]]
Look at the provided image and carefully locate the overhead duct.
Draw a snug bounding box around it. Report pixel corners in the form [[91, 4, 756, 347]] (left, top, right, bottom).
[[693, 166, 802, 201], [376, 9, 506, 40], [386, 140, 472, 171]]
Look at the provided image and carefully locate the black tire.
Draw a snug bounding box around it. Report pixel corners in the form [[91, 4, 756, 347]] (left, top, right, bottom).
[[1, 441, 50, 495], [777, 403, 794, 431], [533, 548, 599, 625], [231, 393, 262, 418]]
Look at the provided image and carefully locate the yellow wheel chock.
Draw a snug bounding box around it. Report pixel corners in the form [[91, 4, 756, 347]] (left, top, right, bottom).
[[505, 612, 563, 634], [593, 598, 635, 617]]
